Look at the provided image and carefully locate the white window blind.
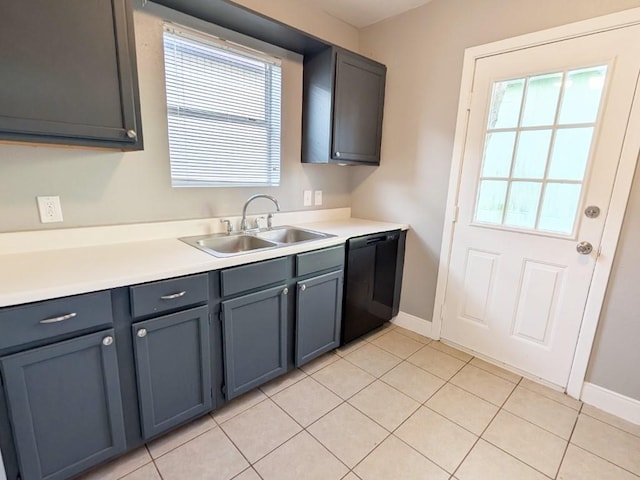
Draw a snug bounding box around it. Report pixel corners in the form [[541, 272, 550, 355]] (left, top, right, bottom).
[[162, 25, 282, 187]]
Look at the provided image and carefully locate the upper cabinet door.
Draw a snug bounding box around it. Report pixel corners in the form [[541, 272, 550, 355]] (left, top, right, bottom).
[[0, 0, 143, 150], [302, 47, 386, 165], [331, 50, 386, 165]]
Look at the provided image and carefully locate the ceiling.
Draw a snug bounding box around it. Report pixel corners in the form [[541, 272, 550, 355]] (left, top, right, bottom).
[[302, 0, 434, 28]]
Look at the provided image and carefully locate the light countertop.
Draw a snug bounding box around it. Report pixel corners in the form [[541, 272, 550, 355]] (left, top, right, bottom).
[[0, 216, 407, 307]]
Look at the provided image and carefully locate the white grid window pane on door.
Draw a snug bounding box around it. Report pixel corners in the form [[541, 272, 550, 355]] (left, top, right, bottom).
[[474, 65, 607, 234], [163, 25, 282, 187]]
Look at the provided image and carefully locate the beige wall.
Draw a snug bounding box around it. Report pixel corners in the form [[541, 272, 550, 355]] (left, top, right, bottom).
[[355, 0, 640, 321], [0, 1, 359, 233]]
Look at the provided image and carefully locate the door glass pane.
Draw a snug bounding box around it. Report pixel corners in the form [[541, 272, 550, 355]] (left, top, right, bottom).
[[512, 130, 552, 179], [504, 182, 542, 228], [521, 73, 563, 127], [548, 127, 594, 181], [474, 64, 607, 235], [488, 79, 525, 129], [558, 66, 607, 125], [481, 132, 516, 177], [476, 180, 508, 224], [538, 183, 582, 233]]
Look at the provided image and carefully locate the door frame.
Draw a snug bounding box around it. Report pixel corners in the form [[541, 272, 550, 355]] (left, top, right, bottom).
[[432, 7, 640, 398]]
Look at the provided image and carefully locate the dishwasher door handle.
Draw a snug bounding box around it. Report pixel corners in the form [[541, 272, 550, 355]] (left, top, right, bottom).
[[366, 236, 388, 245]]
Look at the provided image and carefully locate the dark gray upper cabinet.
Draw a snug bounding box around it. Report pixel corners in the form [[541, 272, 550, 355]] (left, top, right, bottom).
[[295, 270, 343, 367], [302, 47, 386, 165], [221, 284, 288, 400], [132, 306, 212, 440], [0, 329, 126, 480], [0, 0, 143, 150]]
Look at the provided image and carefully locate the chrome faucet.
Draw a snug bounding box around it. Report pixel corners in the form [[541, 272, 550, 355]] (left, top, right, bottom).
[[240, 194, 281, 231]]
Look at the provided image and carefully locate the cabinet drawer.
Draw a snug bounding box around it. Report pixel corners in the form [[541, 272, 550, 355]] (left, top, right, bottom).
[[221, 257, 288, 297], [296, 245, 345, 277], [0, 291, 113, 351], [130, 274, 208, 319]]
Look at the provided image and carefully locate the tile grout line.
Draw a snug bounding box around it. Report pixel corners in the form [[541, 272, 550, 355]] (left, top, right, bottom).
[[578, 408, 640, 439], [563, 442, 640, 478], [553, 402, 583, 480], [230, 466, 264, 480], [151, 460, 165, 480], [450, 376, 528, 479], [517, 380, 582, 411], [483, 378, 579, 479], [347, 354, 476, 478], [566, 407, 640, 478]]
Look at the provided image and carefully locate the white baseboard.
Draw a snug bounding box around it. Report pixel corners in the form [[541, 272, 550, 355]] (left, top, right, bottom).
[[581, 382, 640, 426], [391, 311, 433, 338]]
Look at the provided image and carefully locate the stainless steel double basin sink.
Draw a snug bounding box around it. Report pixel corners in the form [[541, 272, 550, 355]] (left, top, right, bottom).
[[180, 226, 335, 258]]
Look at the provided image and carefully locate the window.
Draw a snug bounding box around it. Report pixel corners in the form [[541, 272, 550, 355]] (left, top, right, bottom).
[[474, 65, 607, 234], [162, 25, 282, 187]]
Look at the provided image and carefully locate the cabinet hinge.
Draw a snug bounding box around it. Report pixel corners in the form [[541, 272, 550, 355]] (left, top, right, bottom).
[[596, 245, 603, 258], [221, 384, 227, 396], [218, 311, 223, 323], [452, 205, 459, 223]]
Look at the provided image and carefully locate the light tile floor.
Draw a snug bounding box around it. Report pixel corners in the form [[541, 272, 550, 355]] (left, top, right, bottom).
[[81, 323, 640, 480]]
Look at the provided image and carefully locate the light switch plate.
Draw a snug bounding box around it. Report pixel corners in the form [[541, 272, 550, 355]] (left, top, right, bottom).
[[303, 190, 312, 206], [314, 190, 323, 206], [37, 196, 64, 223]]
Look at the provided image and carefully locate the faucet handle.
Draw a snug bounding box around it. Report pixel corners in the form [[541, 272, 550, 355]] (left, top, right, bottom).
[[220, 219, 233, 234], [254, 216, 266, 229], [267, 213, 275, 230]]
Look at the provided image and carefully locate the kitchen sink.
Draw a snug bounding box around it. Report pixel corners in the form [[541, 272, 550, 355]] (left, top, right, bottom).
[[182, 234, 278, 257], [180, 227, 335, 258], [255, 227, 331, 244]]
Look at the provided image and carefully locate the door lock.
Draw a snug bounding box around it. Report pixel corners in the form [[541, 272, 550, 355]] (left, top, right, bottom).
[[585, 206, 600, 218]]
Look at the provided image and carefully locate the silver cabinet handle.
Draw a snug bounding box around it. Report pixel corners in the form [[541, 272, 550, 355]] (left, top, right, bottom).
[[137, 328, 147, 338], [335, 152, 341, 157], [102, 336, 114, 346], [160, 291, 186, 300], [283, 287, 289, 295], [126, 129, 137, 139], [577, 241, 594, 255], [300, 284, 306, 292], [40, 312, 77, 324]]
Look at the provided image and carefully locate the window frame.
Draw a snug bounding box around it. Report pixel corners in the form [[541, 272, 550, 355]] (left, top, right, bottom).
[[162, 23, 283, 188]]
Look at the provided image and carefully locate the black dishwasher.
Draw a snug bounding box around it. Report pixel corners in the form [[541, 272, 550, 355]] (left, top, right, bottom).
[[341, 230, 406, 345]]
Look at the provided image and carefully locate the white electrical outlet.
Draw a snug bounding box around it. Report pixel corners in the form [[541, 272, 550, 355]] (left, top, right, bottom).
[[37, 196, 64, 223], [314, 190, 323, 206], [303, 190, 312, 207]]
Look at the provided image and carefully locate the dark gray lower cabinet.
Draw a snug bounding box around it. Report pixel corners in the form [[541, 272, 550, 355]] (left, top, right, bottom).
[[132, 306, 212, 440], [221, 285, 288, 400], [295, 271, 344, 366], [0, 329, 125, 480]]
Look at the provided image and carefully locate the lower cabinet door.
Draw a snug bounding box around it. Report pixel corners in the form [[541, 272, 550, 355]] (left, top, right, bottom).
[[221, 285, 288, 400], [296, 270, 344, 366], [0, 329, 126, 480], [132, 306, 212, 440]]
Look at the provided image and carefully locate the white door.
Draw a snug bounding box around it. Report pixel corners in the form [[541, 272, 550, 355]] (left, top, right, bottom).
[[441, 25, 640, 388]]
